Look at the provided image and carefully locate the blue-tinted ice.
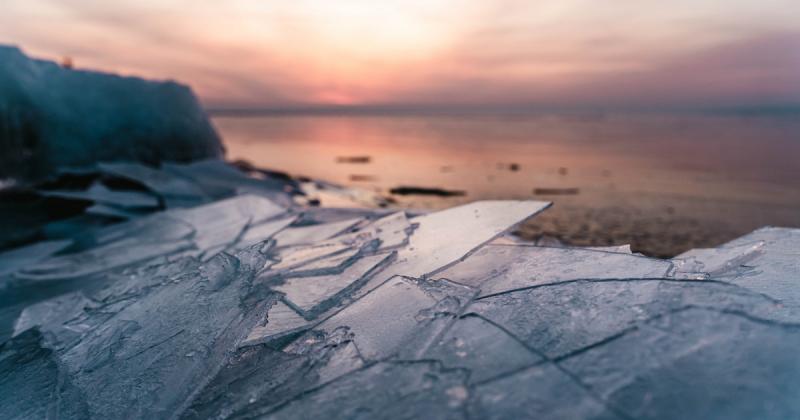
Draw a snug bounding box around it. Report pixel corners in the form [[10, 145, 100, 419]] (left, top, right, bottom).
[[1, 161, 798, 419]]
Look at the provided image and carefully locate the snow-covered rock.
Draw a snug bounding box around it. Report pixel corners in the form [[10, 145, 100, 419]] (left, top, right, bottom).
[[0, 45, 223, 181]]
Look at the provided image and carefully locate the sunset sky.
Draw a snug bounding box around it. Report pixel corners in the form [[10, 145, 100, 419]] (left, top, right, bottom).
[[2, 0, 799, 109]]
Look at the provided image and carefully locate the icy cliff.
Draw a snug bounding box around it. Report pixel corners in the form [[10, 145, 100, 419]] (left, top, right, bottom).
[[0, 45, 223, 180]]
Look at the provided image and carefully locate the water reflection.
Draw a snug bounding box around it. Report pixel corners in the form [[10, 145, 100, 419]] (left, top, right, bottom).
[[215, 112, 800, 256]]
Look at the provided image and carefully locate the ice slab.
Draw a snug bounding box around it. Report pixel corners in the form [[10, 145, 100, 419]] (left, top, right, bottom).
[[54, 248, 270, 419], [405, 201, 550, 278], [678, 227, 800, 311], [12, 213, 196, 281], [332, 211, 412, 251], [559, 307, 800, 420], [14, 237, 194, 281], [241, 300, 310, 347], [0, 239, 72, 278], [164, 159, 289, 200], [470, 278, 788, 358], [85, 203, 150, 220], [295, 276, 476, 361], [39, 182, 159, 208], [263, 361, 469, 420], [179, 346, 309, 420], [433, 244, 671, 295], [171, 194, 287, 255], [269, 242, 353, 272], [281, 246, 362, 277], [272, 217, 362, 247], [275, 253, 395, 319], [78, 212, 195, 249], [98, 162, 209, 207], [0, 329, 90, 419], [235, 215, 297, 249], [354, 200, 550, 299], [469, 362, 621, 420], [424, 314, 543, 383], [12, 291, 94, 347]]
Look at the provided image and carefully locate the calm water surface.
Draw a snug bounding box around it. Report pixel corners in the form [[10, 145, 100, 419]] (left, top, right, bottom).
[[214, 112, 800, 255]]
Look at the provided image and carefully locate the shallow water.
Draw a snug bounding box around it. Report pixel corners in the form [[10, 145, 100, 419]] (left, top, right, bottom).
[[215, 112, 800, 256]]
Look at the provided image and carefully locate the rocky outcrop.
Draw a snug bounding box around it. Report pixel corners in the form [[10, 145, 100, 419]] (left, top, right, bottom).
[[0, 45, 223, 181]]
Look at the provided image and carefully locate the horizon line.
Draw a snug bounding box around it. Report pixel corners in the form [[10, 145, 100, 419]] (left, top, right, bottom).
[[206, 102, 800, 117]]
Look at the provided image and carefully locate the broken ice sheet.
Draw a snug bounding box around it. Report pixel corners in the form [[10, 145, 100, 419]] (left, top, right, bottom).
[[85, 203, 151, 220], [12, 291, 94, 349], [262, 361, 469, 420], [98, 161, 209, 207], [424, 313, 543, 384], [171, 194, 287, 256], [0, 239, 72, 278], [0, 329, 90, 419], [672, 240, 765, 278], [53, 247, 272, 419], [353, 200, 550, 300], [241, 300, 310, 348], [290, 275, 476, 361], [468, 362, 622, 420], [268, 242, 354, 272], [14, 237, 194, 281], [39, 182, 160, 209], [274, 253, 396, 319], [682, 227, 800, 312], [272, 217, 362, 247], [559, 307, 800, 420], [329, 211, 412, 251], [433, 244, 671, 295], [179, 346, 314, 420], [163, 159, 289, 200], [470, 278, 788, 359], [234, 215, 297, 249]]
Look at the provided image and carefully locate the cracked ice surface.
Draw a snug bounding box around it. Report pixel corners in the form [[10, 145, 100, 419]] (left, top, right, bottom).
[[1, 161, 799, 419]]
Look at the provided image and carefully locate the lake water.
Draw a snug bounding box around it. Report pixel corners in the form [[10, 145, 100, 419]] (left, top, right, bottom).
[[214, 112, 800, 256]]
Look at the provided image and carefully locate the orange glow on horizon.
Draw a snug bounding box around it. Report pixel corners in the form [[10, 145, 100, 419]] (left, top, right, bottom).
[[2, 0, 799, 108]]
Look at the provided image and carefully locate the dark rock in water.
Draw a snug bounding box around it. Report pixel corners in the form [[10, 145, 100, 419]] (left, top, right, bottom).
[[335, 156, 371, 164], [0, 45, 223, 181], [390, 186, 466, 197], [533, 187, 579, 196]]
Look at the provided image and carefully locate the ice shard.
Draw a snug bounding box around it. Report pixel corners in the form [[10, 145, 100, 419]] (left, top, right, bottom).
[[676, 227, 800, 312], [39, 182, 160, 209], [468, 362, 622, 420], [272, 217, 363, 247], [0, 329, 90, 419], [163, 159, 287, 198], [235, 216, 297, 249], [52, 246, 271, 418], [274, 252, 395, 319], [262, 361, 470, 420], [98, 162, 209, 207], [294, 276, 476, 361], [424, 314, 543, 383], [559, 308, 800, 420], [241, 300, 310, 348], [354, 200, 550, 299], [0, 239, 72, 278], [433, 244, 672, 295], [470, 278, 787, 358]]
